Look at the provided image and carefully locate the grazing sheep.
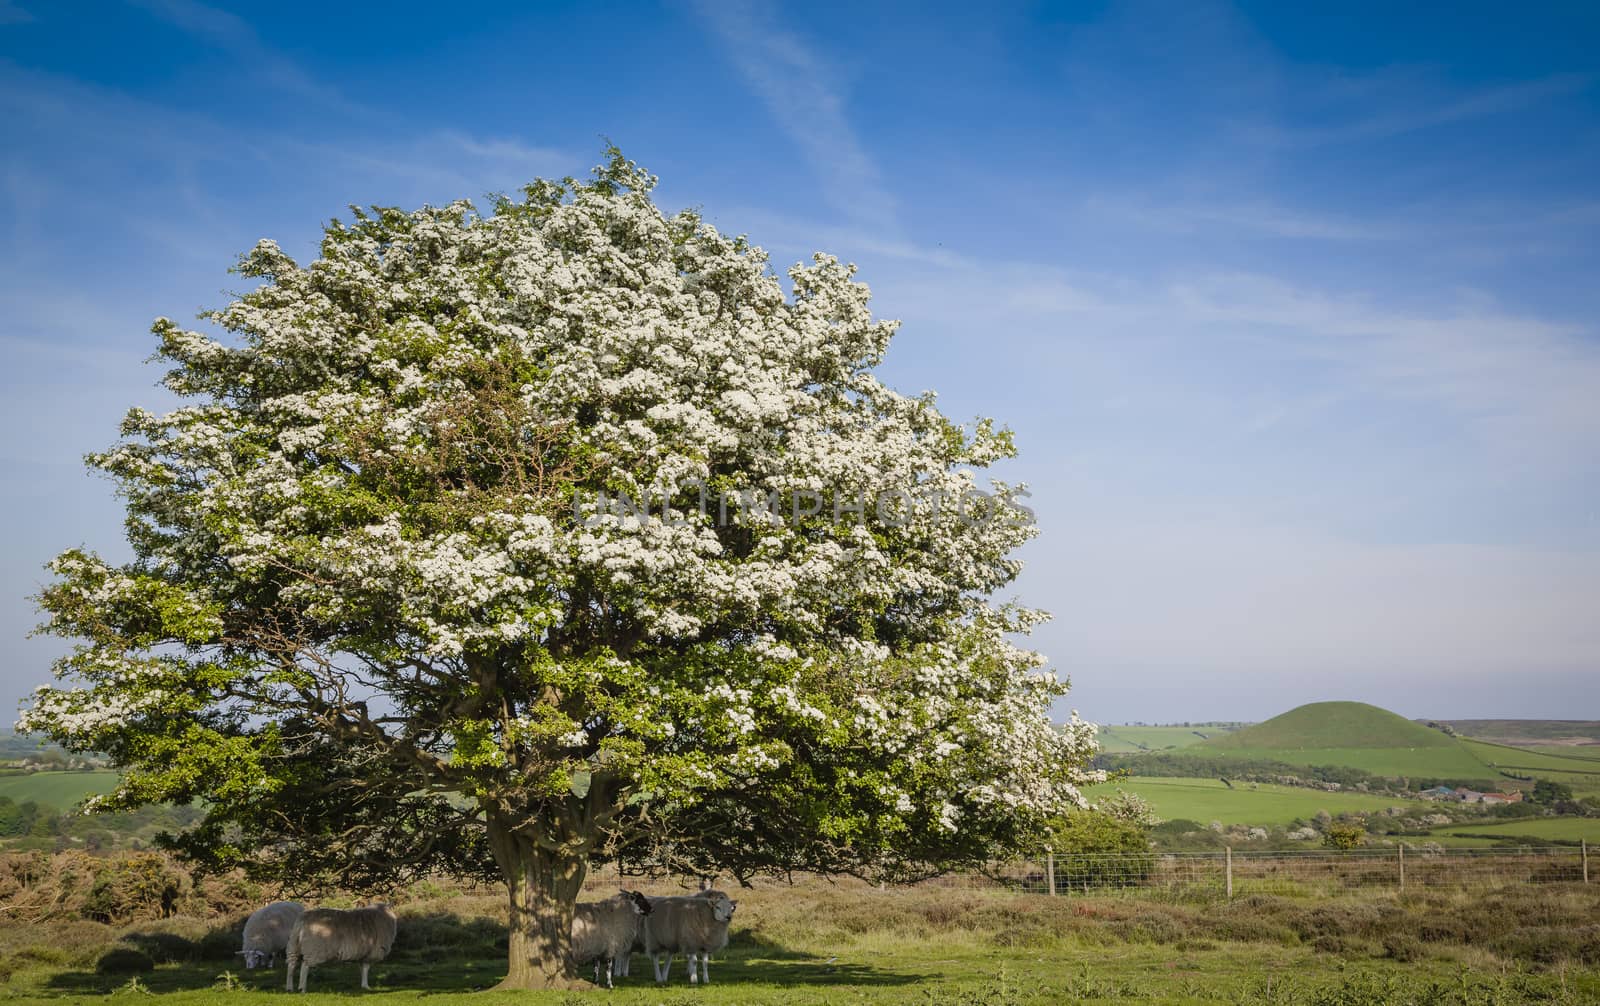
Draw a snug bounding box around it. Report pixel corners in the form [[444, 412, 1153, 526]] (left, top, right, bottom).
[[284, 903, 398, 992], [642, 890, 737, 985], [237, 900, 304, 970], [612, 888, 716, 980], [572, 890, 652, 987]]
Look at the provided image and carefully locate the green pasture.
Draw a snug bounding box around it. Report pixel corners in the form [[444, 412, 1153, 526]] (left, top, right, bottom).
[[1, 939, 1582, 1006], [1193, 744, 1496, 780], [0, 770, 119, 807], [1089, 776, 1406, 826], [1461, 739, 1600, 775], [1519, 745, 1600, 762], [1430, 816, 1600, 845], [1459, 741, 1600, 796]]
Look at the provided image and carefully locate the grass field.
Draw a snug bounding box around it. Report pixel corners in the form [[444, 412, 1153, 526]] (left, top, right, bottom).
[[1458, 741, 1600, 797], [1188, 745, 1496, 780], [1521, 745, 1600, 761], [1096, 725, 1238, 753], [3, 882, 1599, 1004], [1460, 739, 1600, 775], [0, 770, 119, 806], [1088, 776, 1407, 826], [1430, 817, 1600, 845]]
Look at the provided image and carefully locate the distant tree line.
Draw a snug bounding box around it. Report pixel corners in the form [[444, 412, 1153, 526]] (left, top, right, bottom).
[[0, 795, 204, 849], [1097, 751, 1506, 794]]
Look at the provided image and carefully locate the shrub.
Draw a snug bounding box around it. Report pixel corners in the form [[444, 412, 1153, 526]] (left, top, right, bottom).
[[81, 855, 188, 923], [1150, 819, 1204, 837], [1493, 924, 1600, 965], [1048, 812, 1154, 891], [1322, 823, 1365, 850], [95, 947, 154, 974], [1310, 934, 1348, 954], [1381, 933, 1424, 962]]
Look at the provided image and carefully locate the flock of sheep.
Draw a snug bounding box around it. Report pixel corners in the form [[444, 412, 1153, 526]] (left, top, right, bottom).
[[238, 889, 739, 992]]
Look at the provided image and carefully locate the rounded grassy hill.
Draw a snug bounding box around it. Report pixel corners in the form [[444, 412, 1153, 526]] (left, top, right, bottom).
[[1202, 701, 1457, 751], [1192, 701, 1495, 779]]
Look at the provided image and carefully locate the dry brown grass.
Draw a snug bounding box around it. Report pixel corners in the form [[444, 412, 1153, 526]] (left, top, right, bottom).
[[4, 851, 1599, 987]]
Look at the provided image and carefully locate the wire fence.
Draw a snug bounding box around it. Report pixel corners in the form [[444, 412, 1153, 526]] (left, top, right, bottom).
[[997, 845, 1591, 898], [589, 844, 1593, 900]]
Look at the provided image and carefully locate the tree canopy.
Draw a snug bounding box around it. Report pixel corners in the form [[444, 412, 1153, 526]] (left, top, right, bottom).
[[18, 150, 1098, 987]]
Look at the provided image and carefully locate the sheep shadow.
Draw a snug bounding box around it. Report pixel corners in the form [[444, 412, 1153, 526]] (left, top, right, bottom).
[[43, 912, 917, 995]]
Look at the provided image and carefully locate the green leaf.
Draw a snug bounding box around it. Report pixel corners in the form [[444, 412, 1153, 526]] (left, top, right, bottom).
[[569, 770, 591, 798]]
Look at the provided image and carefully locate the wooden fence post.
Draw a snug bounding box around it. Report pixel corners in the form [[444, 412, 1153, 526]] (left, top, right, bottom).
[[1583, 840, 1589, 884], [1398, 844, 1405, 893], [1046, 847, 1056, 896], [1225, 847, 1233, 899]]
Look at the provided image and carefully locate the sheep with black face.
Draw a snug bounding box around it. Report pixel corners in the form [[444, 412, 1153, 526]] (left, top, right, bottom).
[[572, 889, 652, 987]]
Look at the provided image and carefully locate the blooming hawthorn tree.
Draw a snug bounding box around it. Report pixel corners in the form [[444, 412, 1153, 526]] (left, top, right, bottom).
[[19, 151, 1099, 988]]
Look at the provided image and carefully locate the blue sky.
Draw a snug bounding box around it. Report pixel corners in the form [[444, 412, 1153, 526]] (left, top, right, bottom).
[[2, 0, 1597, 724]]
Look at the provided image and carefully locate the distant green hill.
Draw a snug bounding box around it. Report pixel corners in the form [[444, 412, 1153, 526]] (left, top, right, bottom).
[[1190, 701, 1498, 780], [1203, 702, 1456, 751]]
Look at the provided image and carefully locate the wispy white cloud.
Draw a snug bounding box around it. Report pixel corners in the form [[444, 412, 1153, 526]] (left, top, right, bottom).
[[128, 0, 365, 114], [1165, 271, 1600, 459], [831, 234, 1600, 480], [0, 60, 577, 235], [704, 206, 974, 271], [1086, 196, 1399, 242], [691, 0, 896, 231], [1247, 71, 1595, 148]]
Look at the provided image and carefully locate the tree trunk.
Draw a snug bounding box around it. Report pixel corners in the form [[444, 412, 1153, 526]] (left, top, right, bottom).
[[487, 816, 589, 990]]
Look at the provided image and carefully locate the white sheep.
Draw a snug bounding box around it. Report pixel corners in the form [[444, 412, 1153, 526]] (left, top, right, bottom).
[[284, 902, 398, 992], [572, 889, 651, 987], [611, 888, 715, 980], [642, 890, 737, 985], [237, 900, 304, 970]]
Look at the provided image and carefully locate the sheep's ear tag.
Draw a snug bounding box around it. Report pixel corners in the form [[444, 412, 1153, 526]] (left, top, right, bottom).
[[569, 770, 592, 798]]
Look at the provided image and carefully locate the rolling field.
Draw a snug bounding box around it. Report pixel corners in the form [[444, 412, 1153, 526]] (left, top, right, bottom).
[[1521, 745, 1600, 761], [1430, 817, 1600, 845], [1459, 740, 1600, 796], [1096, 724, 1237, 753], [0, 770, 119, 806], [1189, 744, 1495, 780], [1087, 776, 1406, 826]]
